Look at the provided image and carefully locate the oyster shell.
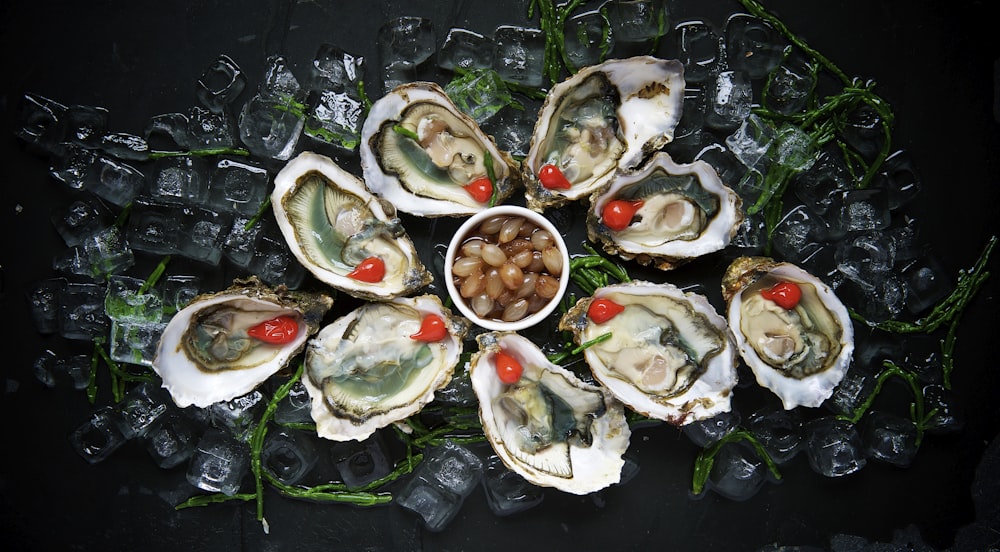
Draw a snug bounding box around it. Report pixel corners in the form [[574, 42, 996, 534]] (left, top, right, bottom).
[[523, 56, 685, 211], [722, 257, 855, 409], [303, 294, 467, 441], [271, 151, 432, 301], [560, 281, 738, 425], [360, 82, 519, 217], [587, 152, 742, 270], [152, 277, 333, 408], [470, 331, 631, 495]]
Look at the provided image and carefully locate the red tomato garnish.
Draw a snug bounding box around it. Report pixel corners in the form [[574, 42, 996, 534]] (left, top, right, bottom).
[[538, 164, 572, 190], [495, 350, 523, 384], [601, 199, 644, 231], [247, 315, 300, 344], [410, 313, 448, 342], [760, 281, 802, 310], [463, 176, 493, 203], [587, 298, 625, 324], [347, 256, 386, 283]]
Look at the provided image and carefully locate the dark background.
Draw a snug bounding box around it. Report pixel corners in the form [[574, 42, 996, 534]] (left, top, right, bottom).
[[1, 0, 998, 550]]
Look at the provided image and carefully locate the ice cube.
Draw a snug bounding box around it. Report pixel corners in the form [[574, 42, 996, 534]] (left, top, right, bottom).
[[150, 156, 211, 205], [104, 275, 164, 323], [675, 20, 721, 84], [563, 10, 611, 70], [746, 407, 803, 465], [27, 278, 67, 334], [493, 25, 546, 88], [725, 14, 786, 80], [58, 282, 110, 341], [208, 390, 266, 442], [330, 432, 392, 489], [395, 441, 483, 532], [109, 320, 167, 367], [197, 54, 247, 114], [16, 93, 69, 155], [144, 411, 199, 469], [69, 406, 129, 464], [682, 409, 741, 447], [705, 70, 752, 131], [379, 16, 435, 67], [862, 411, 918, 468], [119, 381, 172, 439], [51, 195, 114, 247], [438, 28, 494, 72], [261, 428, 318, 485], [444, 68, 512, 123], [186, 429, 250, 496], [804, 417, 866, 477], [603, 0, 668, 44], [481, 454, 544, 516], [706, 441, 768, 501]]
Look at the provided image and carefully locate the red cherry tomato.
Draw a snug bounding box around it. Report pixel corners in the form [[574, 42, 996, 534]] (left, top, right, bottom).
[[410, 313, 448, 342], [463, 177, 493, 203], [247, 315, 300, 344], [538, 164, 572, 190], [495, 350, 523, 384], [760, 281, 802, 310], [601, 199, 644, 231], [587, 298, 625, 324], [347, 256, 386, 283]]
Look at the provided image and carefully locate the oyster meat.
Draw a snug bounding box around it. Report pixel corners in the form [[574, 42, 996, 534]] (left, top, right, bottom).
[[560, 281, 738, 425], [523, 56, 685, 211], [303, 294, 467, 441], [587, 152, 742, 270], [152, 277, 333, 408], [470, 331, 631, 495], [271, 151, 432, 301], [360, 82, 519, 217], [722, 256, 855, 409]]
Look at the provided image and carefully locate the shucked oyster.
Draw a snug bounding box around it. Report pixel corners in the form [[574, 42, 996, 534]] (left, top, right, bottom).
[[560, 281, 738, 425], [271, 151, 432, 301], [360, 82, 519, 217], [523, 56, 685, 211], [722, 257, 855, 409], [303, 294, 467, 441], [587, 152, 742, 270], [470, 332, 631, 495], [153, 277, 333, 408]]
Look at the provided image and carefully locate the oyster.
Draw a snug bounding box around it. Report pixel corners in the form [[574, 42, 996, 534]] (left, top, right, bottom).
[[470, 332, 631, 495], [587, 152, 742, 270], [271, 151, 432, 301], [722, 257, 855, 409], [359, 82, 519, 217], [523, 56, 685, 211], [560, 281, 738, 425], [303, 294, 467, 441], [153, 277, 333, 408]]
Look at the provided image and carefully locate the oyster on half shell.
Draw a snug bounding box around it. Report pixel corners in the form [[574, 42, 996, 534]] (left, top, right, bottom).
[[470, 331, 631, 495], [360, 82, 519, 217], [722, 257, 855, 409], [153, 277, 333, 408], [303, 294, 467, 441], [271, 151, 432, 301], [523, 56, 685, 211], [560, 281, 738, 425], [587, 152, 742, 270]]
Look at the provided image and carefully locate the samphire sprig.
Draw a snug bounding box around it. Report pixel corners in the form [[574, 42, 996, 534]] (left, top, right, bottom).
[[176, 364, 395, 522], [569, 242, 632, 296], [690, 429, 782, 496], [835, 360, 938, 448], [850, 235, 996, 388]]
